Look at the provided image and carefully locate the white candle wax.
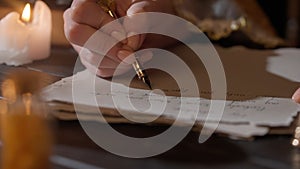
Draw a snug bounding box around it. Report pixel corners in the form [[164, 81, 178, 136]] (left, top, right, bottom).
[[0, 1, 52, 66]]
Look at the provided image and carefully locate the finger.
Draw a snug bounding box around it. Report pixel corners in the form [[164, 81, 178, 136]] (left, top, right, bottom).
[[64, 8, 95, 45], [65, 19, 96, 47], [123, 1, 150, 50], [117, 50, 137, 64], [85, 30, 132, 63], [72, 0, 113, 29], [75, 43, 152, 69], [292, 88, 300, 103], [63, 8, 73, 40], [114, 0, 131, 16], [126, 32, 145, 51], [79, 47, 130, 68], [138, 50, 153, 64], [81, 56, 131, 78], [80, 56, 118, 78], [65, 16, 124, 63], [71, 0, 127, 42], [66, 9, 129, 64]]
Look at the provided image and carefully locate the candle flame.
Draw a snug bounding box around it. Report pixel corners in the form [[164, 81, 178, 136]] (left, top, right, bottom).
[[21, 3, 31, 23]]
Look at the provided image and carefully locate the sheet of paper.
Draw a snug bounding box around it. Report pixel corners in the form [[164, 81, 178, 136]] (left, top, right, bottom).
[[267, 48, 300, 83], [216, 123, 269, 138], [43, 69, 299, 127], [49, 109, 269, 138]]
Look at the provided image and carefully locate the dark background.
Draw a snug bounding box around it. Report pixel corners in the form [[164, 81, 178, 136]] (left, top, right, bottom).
[[257, 0, 288, 38], [44, 0, 300, 46], [50, 0, 295, 40], [0, 0, 299, 46]]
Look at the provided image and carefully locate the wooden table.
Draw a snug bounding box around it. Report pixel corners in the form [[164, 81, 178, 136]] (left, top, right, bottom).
[[1, 0, 299, 168], [0, 46, 299, 169]]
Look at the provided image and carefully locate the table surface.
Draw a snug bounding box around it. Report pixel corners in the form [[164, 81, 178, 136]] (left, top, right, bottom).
[[1, 46, 300, 169]]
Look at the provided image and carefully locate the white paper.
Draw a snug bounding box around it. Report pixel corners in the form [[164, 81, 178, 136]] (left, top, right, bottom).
[[49, 109, 269, 138], [43, 70, 299, 127], [216, 123, 269, 138], [267, 48, 300, 82]]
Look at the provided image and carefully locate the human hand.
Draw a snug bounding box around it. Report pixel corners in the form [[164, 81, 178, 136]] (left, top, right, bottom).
[[63, 0, 175, 77], [293, 88, 300, 103]]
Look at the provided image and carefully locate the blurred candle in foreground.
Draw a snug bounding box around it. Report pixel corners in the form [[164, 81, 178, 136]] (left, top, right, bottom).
[[0, 1, 52, 66], [0, 77, 53, 169]]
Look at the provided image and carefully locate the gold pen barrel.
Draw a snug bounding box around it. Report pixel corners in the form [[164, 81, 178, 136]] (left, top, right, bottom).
[[132, 60, 152, 89], [132, 60, 144, 79], [97, 0, 117, 18], [97, 0, 152, 89]]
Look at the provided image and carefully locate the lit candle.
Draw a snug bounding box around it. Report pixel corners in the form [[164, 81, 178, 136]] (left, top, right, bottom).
[[0, 1, 52, 66], [1, 77, 53, 169]]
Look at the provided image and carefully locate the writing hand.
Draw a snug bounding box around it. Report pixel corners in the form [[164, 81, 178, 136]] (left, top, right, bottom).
[[63, 0, 174, 77]]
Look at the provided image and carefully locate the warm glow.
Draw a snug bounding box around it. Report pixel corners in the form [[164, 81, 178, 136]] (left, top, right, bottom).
[[21, 3, 31, 23], [292, 139, 299, 147], [0, 100, 8, 114], [2, 79, 17, 104], [22, 93, 32, 116]]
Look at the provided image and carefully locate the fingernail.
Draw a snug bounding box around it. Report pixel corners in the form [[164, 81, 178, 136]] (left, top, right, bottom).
[[117, 50, 136, 64], [138, 36, 144, 48], [128, 32, 137, 37], [111, 31, 127, 42], [139, 51, 153, 63], [127, 32, 140, 50]]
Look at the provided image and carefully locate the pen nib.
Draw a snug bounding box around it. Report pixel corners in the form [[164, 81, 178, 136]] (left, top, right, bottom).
[[132, 60, 152, 90], [142, 76, 152, 90]]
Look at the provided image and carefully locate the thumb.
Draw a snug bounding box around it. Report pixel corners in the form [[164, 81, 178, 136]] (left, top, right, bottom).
[[127, 1, 149, 16], [123, 1, 152, 50], [293, 88, 300, 103]]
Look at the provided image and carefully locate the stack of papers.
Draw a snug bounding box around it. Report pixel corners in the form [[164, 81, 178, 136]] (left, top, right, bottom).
[[43, 45, 300, 139], [43, 71, 299, 138]]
